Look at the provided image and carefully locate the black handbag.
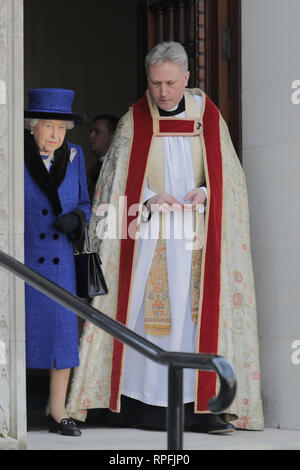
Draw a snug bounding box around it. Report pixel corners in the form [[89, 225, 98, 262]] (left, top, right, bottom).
[[74, 227, 108, 298]]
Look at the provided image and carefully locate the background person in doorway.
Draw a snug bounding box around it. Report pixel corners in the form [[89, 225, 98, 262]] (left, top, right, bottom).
[[87, 114, 119, 201]]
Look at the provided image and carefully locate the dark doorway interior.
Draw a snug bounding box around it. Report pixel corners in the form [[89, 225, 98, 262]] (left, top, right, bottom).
[[24, 0, 141, 428], [24, 0, 140, 172]]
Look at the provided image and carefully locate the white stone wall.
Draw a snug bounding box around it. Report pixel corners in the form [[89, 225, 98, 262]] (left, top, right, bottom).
[[0, 0, 26, 448], [242, 0, 300, 430]]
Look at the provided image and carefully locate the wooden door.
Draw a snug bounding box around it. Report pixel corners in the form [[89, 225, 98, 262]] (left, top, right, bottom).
[[138, 0, 242, 158]]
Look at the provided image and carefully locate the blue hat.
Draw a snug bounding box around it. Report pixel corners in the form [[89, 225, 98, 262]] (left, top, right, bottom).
[[24, 88, 86, 125]]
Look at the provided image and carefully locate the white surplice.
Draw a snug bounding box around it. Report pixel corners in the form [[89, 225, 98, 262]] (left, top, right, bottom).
[[121, 97, 203, 406]]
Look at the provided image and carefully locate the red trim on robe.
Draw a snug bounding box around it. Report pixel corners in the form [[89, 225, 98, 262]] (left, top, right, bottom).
[[196, 97, 223, 411], [158, 118, 197, 134], [110, 95, 153, 410]]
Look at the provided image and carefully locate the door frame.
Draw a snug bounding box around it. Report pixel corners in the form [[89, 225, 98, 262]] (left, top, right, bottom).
[[138, 0, 242, 159]]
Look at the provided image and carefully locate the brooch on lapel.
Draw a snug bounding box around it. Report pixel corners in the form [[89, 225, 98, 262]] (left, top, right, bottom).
[[69, 147, 77, 163]]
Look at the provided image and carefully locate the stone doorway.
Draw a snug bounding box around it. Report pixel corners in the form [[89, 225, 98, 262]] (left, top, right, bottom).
[[23, 0, 141, 430]]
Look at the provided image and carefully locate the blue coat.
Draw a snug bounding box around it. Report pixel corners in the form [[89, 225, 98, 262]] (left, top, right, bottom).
[[24, 139, 91, 370]]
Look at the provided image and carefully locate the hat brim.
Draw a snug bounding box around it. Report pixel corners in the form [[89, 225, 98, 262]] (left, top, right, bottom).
[[24, 111, 86, 125]]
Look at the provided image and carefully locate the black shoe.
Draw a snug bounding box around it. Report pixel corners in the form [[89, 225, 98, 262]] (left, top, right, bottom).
[[48, 415, 81, 436], [188, 414, 235, 434]]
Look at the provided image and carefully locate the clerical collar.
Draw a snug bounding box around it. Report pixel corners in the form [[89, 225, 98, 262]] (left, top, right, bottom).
[[158, 97, 185, 116]]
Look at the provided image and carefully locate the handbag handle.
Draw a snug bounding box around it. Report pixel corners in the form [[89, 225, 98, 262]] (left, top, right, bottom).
[[84, 225, 91, 253], [74, 226, 92, 255]]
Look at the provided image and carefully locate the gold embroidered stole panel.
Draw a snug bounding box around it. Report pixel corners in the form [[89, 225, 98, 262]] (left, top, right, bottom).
[[144, 92, 205, 335]]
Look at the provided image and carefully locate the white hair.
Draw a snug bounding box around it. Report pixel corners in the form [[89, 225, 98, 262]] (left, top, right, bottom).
[[145, 41, 188, 76], [24, 118, 74, 130]]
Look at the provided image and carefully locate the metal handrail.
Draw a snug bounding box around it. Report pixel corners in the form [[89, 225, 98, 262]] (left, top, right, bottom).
[[0, 249, 237, 450]]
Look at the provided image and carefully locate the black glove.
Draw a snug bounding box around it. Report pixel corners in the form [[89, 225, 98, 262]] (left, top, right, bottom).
[[53, 213, 80, 234]]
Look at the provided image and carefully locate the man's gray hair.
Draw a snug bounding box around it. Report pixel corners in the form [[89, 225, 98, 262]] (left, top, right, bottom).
[[145, 41, 188, 75]]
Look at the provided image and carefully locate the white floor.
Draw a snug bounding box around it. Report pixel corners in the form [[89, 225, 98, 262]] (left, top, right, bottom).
[[26, 426, 300, 451]]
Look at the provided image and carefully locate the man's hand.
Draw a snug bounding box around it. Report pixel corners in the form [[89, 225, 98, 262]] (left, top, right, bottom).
[[146, 192, 183, 213], [183, 188, 207, 211]]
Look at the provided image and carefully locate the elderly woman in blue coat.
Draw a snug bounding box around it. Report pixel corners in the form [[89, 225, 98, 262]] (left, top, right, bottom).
[[24, 88, 91, 436]]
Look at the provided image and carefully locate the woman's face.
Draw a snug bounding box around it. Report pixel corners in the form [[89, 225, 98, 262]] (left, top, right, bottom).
[[32, 119, 68, 155]]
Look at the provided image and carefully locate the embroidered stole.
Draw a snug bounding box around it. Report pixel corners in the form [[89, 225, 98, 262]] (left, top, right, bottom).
[[144, 92, 205, 335]]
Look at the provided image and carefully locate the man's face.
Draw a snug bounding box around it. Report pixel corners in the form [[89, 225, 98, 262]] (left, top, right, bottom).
[[147, 61, 190, 111], [89, 119, 113, 157]]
